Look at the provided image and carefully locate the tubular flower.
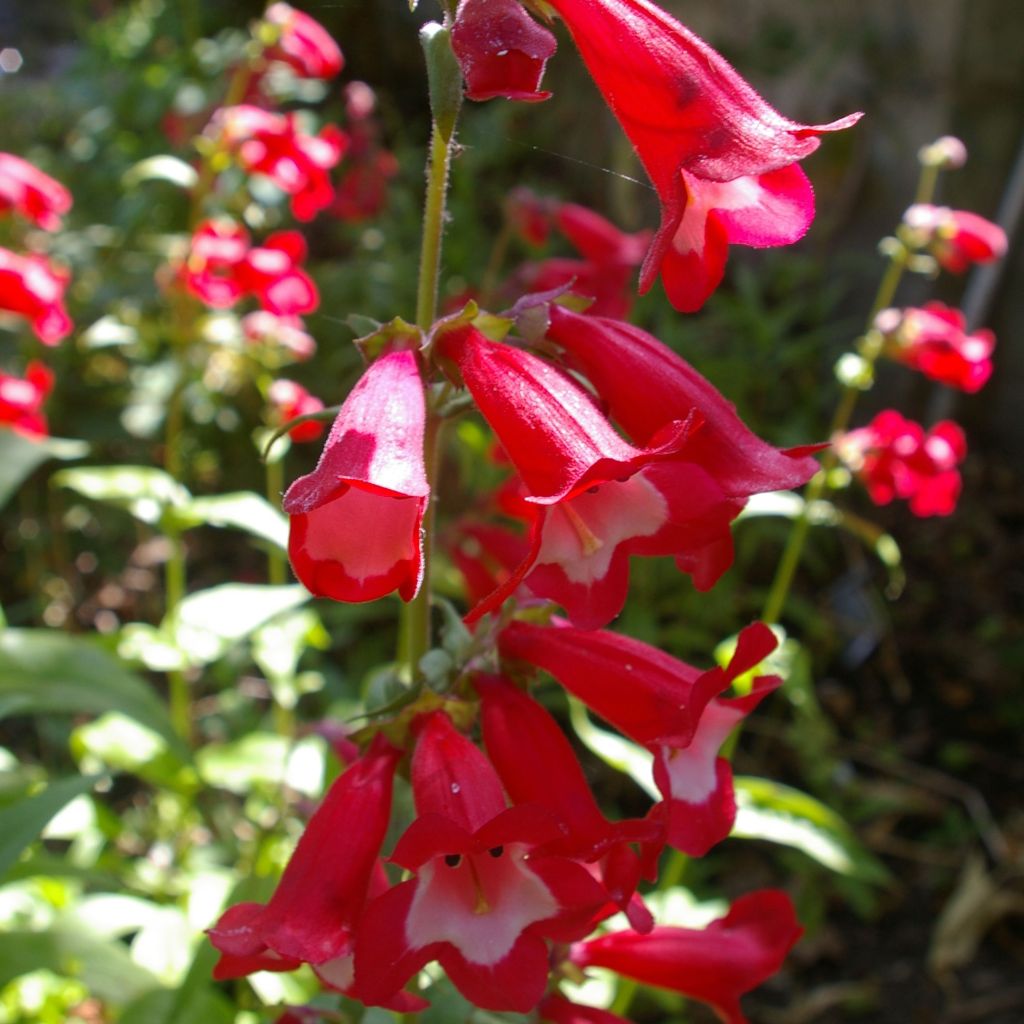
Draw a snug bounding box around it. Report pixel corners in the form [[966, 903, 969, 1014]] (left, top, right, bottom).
[[500, 620, 781, 855], [0, 153, 72, 231], [513, 203, 651, 319], [438, 325, 739, 627], [264, 3, 344, 80], [0, 361, 54, 437], [540, 995, 630, 1024], [452, 0, 558, 103], [283, 348, 429, 602], [836, 410, 967, 518], [215, 106, 346, 221], [569, 890, 804, 1024], [242, 311, 317, 362], [268, 379, 326, 442], [208, 736, 401, 992], [181, 219, 318, 315], [874, 303, 994, 393], [331, 83, 399, 223], [540, 0, 860, 310], [477, 674, 662, 931], [0, 247, 72, 345], [903, 204, 1007, 273], [355, 711, 607, 1012]]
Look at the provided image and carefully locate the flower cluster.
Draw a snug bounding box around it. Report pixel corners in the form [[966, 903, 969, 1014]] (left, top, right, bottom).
[[0, 152, 72, 440]]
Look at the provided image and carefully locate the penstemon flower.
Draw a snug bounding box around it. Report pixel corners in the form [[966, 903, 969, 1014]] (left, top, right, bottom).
[[283, 347, 430, 603], [263, 2, 344, 81], [267, 379, 326, 442], [0, 152, 72, 231], [902, 203, 1007, 273], [0, 246, 72, 345], [0, 360, 54, 437]]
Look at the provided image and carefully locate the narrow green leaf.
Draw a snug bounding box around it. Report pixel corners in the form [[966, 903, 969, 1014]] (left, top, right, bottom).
[[568, 697, 659, 799], [0, 773, 103, 878], [0, 629, 188, 759], [0, 431, 88, 509], [122, 154, 199, 190], [733, 776, 890, 883], [171, 490, 289, 549]]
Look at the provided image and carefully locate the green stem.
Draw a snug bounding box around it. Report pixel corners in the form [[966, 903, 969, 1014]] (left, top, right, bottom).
[[265, 456, 287, 586], [399, 121, 457, 683], [761, 156, 945, 625]]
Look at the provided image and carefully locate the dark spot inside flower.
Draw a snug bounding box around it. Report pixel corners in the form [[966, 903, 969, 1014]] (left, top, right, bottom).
[[587, 486, 600, 494], [488, 845, 504, 858], [444, 853, 462, 867]]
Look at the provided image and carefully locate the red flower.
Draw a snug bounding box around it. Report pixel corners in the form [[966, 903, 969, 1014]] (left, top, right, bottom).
[[543, 0, 860, 310], [514, 203, 651, 319], [181, 219, 318, 315], [438, 325, 737, 628], [903, 204, 1007, 273], [875, 303, 994, 393], [540, 996, 629, 1024], [0, 153, 72, 231], [268, 379, 325, 442], [452, 0, 558, 103], [837, 410, 967, 518], [283, 349, 429, 603], [215, 106, 346, 222], [568, 890, 803, 1024], [477, 674, 661, 930], [0, 247, 72, 345], [0, 360, 54, 437], [500, 620, 780, 855], [355, 711, 606, 1012], [506, 187, 556, 247], [208, 736, 400, 989], [264, 3, 344, 80]]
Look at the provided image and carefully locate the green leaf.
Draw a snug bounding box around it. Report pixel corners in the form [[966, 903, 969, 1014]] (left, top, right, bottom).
[[567, 697, 659, 799], [72, 712, 192, 790], [0, 629, 187, 759], [0, 773, 103, 878], [0, 926, 161, 1002], [165, 583, 309, 667], [733, 776, 890, 883], [122, 154, 199, 190], [0, 431, 88, 510], [197, 732, 325, 796], [171, 490, 289, 549], [53, 465, 190, 525]]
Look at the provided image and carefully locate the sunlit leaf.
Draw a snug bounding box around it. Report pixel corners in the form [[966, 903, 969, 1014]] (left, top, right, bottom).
[[733, 776, 889, 882], [0, 774, 103, 879], [122, 154, 199, 189], [0, 630, 188, 759], [196, 732, 325, 796], [171, 491, 289, 549], [53, 465, 189, 525]]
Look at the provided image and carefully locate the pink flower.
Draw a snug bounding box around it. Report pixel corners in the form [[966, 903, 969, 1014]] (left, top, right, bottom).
[[567, 890, 803, 1024], [283, 348, 429, 603], [451, 0, 558, 103], [0, 153, 72, 231], [0, 247, 72, 345], [903, 204, 1007, 273], [837, 410, 967, 517], [541, 0, 861, 311], [0, 360, 54, 437], [215, 106, 346, 222], [354, 711, 606, 1012], [437, 324, 737, 628], [208, 736, 404, 994], [242, 311, 316, 361], [264, 3, 344, 80], [268, 379, 325, 442], [501, 619, 780, 855], [875, 303, 994, 393]]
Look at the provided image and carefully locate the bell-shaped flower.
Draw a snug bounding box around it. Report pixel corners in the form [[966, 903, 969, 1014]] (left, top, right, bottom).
[[903, 204, 1007, 273], [355, 711, 607, 1013], [0, 360, 54, 437], [0, 153, 72, 231], [541, 0, 860, 310], [267, 379, 325, 442], [283, 348, 429, 602], [500, 620, 780, 855], [452, 0, 558, 103], [437, 325, 736, 627], [0, 247, 72, 345], [208, 735, 400, 990], [875, 303, 994, 393], [476, 674, 662, 931], [264, 3, 344, 80], [568, 890, 803, 1024], [836, 410, 966, 517]]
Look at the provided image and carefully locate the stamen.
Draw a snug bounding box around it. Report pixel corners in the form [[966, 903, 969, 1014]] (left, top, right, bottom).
[[562, 502, 604, 556], [467, 856, 491, 914]]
